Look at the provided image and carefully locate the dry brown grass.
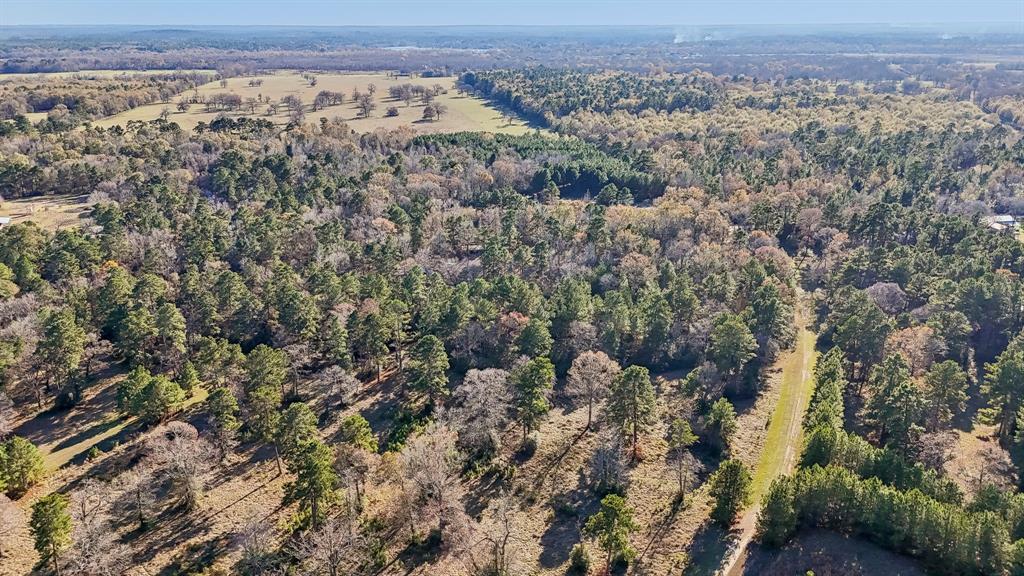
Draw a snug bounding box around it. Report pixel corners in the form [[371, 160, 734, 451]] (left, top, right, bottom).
[[92, 71, 537, 135], [0, 194, 92, 231], [944, 424, 1018, 498]]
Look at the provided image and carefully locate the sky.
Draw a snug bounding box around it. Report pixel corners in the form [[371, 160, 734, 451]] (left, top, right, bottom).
[[2, 0, 1022, 27]]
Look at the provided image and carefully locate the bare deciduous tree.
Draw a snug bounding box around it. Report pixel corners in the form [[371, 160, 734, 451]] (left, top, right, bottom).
[[567, 351, 621, 431], [113, 466, 157, 529], [318, 366, 360, 416], [469, 491, 524, 576], [400, 424, 466, 546], [356, 93, 376, 118], [145, 421, 217, 511], [450, 368, 511, 461], [335, 443, 375, 508], [293, 512, 364, 576], [236, 519, 278, 576], [589, 431, 627, 495], [0, 391, 15, 439], [67, 480, 129, 576]]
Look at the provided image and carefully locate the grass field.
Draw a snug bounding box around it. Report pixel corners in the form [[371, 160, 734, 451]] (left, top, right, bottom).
[[717, 297, 818, 576], [748, 324, 817, 499], [92, 71, 537, 134], [0, 194, 92, 231]]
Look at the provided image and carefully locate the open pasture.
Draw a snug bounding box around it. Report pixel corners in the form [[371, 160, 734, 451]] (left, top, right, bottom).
[[0, 194, 92, 231], [92, 71, 537, 134]]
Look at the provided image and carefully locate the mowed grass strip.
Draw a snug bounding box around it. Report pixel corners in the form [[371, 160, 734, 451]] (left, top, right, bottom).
[[749, 323, 818, 500]]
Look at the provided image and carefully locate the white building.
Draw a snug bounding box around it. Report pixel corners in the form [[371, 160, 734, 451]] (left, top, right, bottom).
[[985, 214, 1018, 233]]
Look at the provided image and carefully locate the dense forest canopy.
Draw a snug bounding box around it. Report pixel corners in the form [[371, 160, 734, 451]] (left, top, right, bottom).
[[0, 24, 1023, 576]]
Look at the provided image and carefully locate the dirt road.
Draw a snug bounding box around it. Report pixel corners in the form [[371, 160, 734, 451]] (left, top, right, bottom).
[[720, 311, 818, 576]]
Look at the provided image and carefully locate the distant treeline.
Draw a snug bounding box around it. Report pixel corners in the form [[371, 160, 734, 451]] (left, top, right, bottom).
[[411, 132, 668, 202], [1, 28, 1022, 92], [459, 69, 722, 124], [0, 72, 212, 120]]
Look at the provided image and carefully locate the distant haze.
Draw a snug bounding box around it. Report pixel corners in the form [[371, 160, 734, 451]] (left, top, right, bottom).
[[4, 0, 1023, 27]]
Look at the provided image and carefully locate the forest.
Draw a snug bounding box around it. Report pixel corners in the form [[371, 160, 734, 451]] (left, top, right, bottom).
[[0, 23, 1023, 576]]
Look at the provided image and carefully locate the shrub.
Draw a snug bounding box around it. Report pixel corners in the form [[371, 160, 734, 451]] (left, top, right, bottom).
[[569, 543, 590, 574]]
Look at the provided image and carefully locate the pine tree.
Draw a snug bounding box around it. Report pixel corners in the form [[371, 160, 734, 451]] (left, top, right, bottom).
[[756, 475, 797, 546], [408, 335, 449, 405], [516, 316, 553, 358], [177, 360, 201, 393], [984, 348, 1024, 444], [136, 375, 185, 424], [866, 354, 924, 447], [117, 307, 157, 367], [584, 494, 637, 572], [31, 493, 72, 575], [606, 365, 657, 460], [923, 360, 968, 429], [512, 357, 555, 439], [117, 365, 150, 415], [709, 459, 751, 527], [206, 386, 240, 459], [339, 414, 378, 452], [709, 313, 757, 383], [319, 313, 351, 368], [154, 302, 187, 368], [283, 438, 338, 528], [706, 398, 737, 454], [37, 307, 86, 391], [276, 402, 319, 460], [0, 436, 45, 496]]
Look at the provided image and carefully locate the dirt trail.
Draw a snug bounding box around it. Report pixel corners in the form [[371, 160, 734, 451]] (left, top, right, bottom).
[[720, 301, 818, 576]]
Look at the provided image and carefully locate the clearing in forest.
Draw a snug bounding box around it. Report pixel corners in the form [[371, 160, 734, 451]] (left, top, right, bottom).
[[91, 71, 537, 134], [721, 303, 818, 576], [0, 194, 92, 231]]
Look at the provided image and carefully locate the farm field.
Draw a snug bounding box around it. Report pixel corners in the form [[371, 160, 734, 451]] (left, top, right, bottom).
[[0, 194, 92, 231], [91, 71, 537, 134]]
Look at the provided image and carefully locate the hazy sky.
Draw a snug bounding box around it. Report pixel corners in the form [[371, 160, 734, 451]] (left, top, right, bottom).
[[3, 0, 1022, 27]]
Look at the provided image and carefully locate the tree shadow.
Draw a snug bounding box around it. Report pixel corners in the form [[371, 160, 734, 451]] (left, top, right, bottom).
[[538, 468, 597, 569], [684, 522, 737, 576], [394, 530, 445, 575], [63, 418, 144, 469], [129, 502, 218, 567], [538, 507, 583, 568], [740, 529, 929, 576], [53, 417, 124, 451], [954, 367, 986, 432], [13, 361, 125, 448], [156, 535, 230, 576], [464, 466, 508, 518]]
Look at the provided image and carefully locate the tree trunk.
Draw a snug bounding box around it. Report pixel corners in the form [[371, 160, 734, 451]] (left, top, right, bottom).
[[51, 543, 61, 576], [632, 401, 639, 460]]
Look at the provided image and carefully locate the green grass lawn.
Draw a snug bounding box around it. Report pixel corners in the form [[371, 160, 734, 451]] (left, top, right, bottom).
[[749, 325, 818, 500], [42, 386, 209, 471]]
